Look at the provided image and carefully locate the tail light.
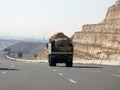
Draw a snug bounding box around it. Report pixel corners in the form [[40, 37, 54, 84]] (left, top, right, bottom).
[[68, 55, 73, 59], [51, 55, 55, 58]]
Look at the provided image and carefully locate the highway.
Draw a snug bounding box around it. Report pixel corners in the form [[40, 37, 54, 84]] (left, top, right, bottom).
[[0, 51, 120, 90]]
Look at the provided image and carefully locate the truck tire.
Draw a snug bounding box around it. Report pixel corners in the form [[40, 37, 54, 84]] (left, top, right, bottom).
[[51, 59, 56, 66], [49, 55, 52, 66], [66, 61, 73, 67], [49, 55, 56, 66], [52, 62, 56, 66]]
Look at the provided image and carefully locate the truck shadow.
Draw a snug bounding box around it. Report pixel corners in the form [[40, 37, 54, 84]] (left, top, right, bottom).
[[55, 65, 103, 69], [0, 68, 19, 71], [72, 65, 103, 69]]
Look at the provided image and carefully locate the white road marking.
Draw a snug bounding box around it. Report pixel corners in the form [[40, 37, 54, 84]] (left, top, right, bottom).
[[112, 74, 120, 78], [53, 69, 57, 72], [42, 65, 45, 67], [12, 62, 15, 65], [2, 71, 6, 74], [48, 67, 51, 69], [95, 70, 102, 73], [68, 79, 77, 84], [58, 73, 64, 76], [10, 63, 15, 68], [11, 65, 14, 68], [24, 62, 29, 63], [82, 68, 87, 70]]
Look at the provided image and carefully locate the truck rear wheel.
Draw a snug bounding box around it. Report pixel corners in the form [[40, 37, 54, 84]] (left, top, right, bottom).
[[52, 62, 56, 66], [66, 62, 73, 67], [49, 55, 56, 66], [51, 60, 56, 66], [48, 55, 51, 66]]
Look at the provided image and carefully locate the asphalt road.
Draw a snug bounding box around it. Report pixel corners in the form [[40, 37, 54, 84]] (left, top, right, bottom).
[[0, 51, 120, 90]]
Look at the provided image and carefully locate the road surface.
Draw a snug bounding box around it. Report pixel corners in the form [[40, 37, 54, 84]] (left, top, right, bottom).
[[0, 51, 120, 90]]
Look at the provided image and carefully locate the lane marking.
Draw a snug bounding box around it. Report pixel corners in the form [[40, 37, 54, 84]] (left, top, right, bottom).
[[42, 65, 45, 67], [68, 79, 77, 84], [112, 74, 120, 78], [82, 68, 87, 70], [11, 62, 15, 68], [24, 62, 29, 63], [12, 62, 15, 65], [95, 70, 102, 73], [53, 69, 57, 72], [48, 67, 51, 69], [11, 65, 14, 68], [2, 71, 6, 74], [58, 73, 64, 76]]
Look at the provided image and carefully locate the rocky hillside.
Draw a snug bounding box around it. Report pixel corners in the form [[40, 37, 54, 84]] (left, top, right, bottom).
[[0, 39, 19, 50], [6, 42, 45, 60], [7, 42, 45, 55], [73, 0, 120, 60]]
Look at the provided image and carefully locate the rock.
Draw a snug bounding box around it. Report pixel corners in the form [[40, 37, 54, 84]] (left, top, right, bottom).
[[109, 54, 120, 60], [73, 0, 120, 60], [99, 53, 108, 60], [116, 0, 120, 5], [38, 47, 48, 60]]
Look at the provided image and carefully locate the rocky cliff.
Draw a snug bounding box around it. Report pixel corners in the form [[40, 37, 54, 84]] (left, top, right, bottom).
[[73, 0, 120, 60]]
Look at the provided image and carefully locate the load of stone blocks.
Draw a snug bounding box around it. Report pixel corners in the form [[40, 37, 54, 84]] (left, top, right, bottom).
[[49, 32, 71, 43]]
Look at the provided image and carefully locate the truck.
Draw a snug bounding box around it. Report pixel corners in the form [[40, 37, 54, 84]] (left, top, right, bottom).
[[47, 32, 73, 67]]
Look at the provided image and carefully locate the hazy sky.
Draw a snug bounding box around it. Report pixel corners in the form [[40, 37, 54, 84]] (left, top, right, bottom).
[[0, 0, 116, 38]]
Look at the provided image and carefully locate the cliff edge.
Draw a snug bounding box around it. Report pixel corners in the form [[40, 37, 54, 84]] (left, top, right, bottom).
[[73, 0, 120, 60]]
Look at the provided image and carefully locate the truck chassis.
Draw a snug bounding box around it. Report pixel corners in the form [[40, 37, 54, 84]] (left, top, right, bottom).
[[48, 52, 73, 67]]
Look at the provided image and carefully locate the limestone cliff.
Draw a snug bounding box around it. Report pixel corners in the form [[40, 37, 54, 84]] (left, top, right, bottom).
[[73, 0, 120, 60]]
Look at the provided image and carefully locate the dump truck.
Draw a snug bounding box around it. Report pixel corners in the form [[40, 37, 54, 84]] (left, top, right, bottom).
[[47, 32, 73, 67]]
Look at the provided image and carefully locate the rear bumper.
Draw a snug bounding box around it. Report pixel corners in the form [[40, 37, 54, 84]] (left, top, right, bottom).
[[49, 53, 73, 63]]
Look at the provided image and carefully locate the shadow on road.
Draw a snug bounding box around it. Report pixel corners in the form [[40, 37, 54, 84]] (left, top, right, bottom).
[[72, 65, 103, 69], [54, 65, 103, 69], [0, 68, 19, 71]]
